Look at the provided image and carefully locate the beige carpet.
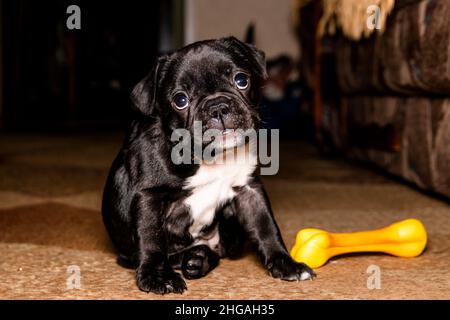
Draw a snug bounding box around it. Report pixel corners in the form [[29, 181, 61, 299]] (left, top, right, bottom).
[[0, 133, 449, 299]]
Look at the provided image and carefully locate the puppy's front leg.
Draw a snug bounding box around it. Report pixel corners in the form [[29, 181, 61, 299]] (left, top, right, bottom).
[[234, 182, 315, 281], [133, 190, 187, 294]]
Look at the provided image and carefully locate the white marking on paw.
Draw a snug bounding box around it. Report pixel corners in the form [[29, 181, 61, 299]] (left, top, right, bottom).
[[300, 271, 313, 281]]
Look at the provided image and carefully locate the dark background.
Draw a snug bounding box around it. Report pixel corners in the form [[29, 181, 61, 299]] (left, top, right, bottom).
[[0, 0, 183, 131]]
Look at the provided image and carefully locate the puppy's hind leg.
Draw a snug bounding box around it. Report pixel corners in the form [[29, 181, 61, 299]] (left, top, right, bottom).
[[117, 253, 138, 269], [181, 245, 220, 279]]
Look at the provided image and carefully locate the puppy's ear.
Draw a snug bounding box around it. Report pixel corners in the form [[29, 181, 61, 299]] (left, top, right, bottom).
[[219, 36, 267, 80], [131, 55, 168, 117]]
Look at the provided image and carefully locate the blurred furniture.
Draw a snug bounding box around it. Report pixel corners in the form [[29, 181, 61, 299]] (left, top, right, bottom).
[[298, 0, 450, 198]]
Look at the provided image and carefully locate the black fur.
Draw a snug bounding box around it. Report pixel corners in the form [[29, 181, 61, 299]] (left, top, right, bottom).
[[102, 37, 314, 294]]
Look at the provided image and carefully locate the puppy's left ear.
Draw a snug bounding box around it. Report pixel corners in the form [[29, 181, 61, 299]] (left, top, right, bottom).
[[220, 36, 268, 80], [131, 55, 168, 117]]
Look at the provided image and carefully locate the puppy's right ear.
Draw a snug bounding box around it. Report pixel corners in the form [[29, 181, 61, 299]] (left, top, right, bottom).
[[131, 55, 168, 117]]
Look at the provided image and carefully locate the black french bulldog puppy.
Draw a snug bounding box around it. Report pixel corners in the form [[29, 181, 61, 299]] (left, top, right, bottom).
[[102, 37, 315, 294]]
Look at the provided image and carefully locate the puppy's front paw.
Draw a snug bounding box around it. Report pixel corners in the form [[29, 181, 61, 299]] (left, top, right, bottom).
[[268, 254, 315, 281], [136, 266, 187, 294]]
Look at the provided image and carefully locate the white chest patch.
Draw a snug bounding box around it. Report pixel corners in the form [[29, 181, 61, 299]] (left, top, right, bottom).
[[183, 146, 257, 238]]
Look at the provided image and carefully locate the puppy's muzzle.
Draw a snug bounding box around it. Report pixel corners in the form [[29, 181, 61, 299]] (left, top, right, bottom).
[[209, 103, 230, 122], [200, 95, 239, 132]]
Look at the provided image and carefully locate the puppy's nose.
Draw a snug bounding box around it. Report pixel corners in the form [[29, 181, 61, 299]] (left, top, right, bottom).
[[209, 103, 230, 121]]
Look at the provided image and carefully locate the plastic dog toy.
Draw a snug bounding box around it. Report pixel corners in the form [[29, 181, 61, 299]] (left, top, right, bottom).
[[290, 219, 427, 268]]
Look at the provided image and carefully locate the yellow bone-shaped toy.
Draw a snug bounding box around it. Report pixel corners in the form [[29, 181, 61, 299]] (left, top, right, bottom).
[[290, 219, 427, 268]]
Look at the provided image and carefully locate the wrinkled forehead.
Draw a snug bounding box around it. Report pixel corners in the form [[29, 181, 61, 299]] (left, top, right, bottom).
[[165, 46, 247, 93], [184, 46, 235, 72]]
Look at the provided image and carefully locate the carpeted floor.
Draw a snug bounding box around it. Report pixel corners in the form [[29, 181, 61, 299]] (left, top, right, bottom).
[[0, 133, 449, 299]]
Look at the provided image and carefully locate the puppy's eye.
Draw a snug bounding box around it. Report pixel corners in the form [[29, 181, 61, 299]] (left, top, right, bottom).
[[172, 93, 189, 110], [234, 73, 249, 90]]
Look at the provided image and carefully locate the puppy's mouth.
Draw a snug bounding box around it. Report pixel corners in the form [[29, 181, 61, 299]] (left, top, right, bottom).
[[203, 128, 258, 156], [213, 128, 240, 146], [222, 129, 234, 135]]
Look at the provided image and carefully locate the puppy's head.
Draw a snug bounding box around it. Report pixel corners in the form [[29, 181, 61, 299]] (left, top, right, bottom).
[[131, 37, 267, 151]]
